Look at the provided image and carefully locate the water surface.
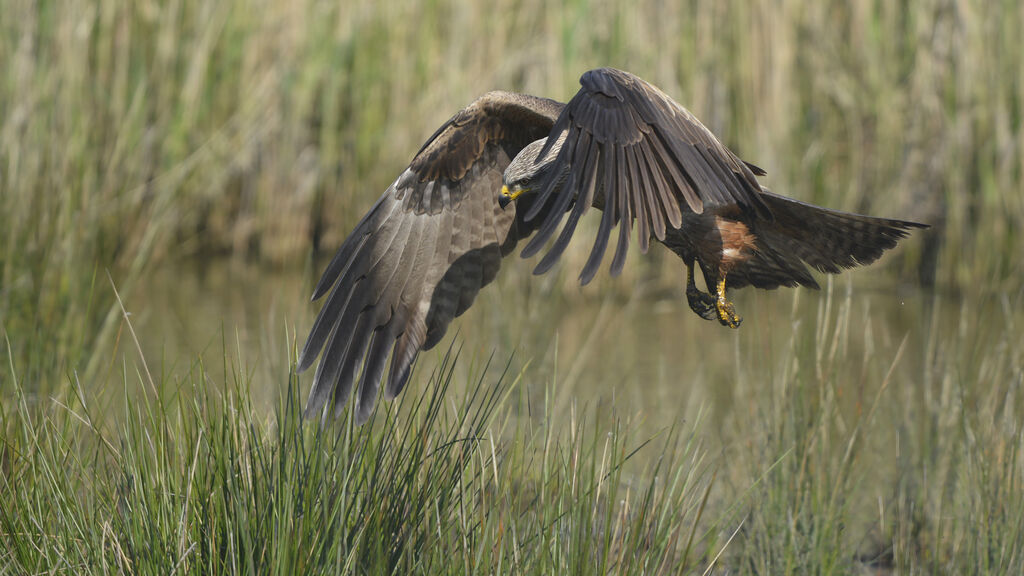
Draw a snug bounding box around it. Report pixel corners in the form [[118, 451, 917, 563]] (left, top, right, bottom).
[[128, 255, 1014, 436]]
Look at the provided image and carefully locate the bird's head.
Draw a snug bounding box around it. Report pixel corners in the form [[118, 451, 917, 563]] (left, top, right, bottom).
[[500, 134, 568, 209]]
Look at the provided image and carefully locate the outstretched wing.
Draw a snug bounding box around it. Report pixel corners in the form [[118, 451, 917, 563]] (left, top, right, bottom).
[[298, 92, 562, 423], [521, 67, 771, 285]]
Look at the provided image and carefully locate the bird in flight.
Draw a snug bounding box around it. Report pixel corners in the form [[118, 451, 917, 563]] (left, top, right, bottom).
[[297, 68, 926, 423]]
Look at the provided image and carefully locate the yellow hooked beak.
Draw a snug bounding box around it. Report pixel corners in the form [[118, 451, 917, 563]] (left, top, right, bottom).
[[499, 185, 526, 209], [502, 185, 525, 200]]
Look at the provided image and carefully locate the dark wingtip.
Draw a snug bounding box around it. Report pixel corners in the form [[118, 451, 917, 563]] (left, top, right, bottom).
[[302, 382, 330, 420], [744, 161, 768, 176], [578, 269, 596, 286], [301, 402, 322, 421], [296, 344, 318, 374], [310, 279, 333, 302]]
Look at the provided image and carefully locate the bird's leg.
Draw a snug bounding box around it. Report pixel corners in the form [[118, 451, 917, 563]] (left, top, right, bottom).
[[685, 260, 718, 321], [714, 275, 742, 329]]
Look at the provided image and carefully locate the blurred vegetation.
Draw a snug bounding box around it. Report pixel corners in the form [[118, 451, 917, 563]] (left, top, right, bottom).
[[2, 0, 1022, 386]]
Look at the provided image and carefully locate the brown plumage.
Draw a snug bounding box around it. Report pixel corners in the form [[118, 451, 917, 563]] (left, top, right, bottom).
[[299, 68, 927, 423]]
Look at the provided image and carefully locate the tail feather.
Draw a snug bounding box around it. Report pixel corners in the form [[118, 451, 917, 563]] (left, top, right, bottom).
[[733, 190, 927, 290], [728, 238, 819, 290]]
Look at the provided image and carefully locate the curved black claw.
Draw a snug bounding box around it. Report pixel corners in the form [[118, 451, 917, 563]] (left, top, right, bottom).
[[685, 260, 718, 322], [686, 286, 719, 321]]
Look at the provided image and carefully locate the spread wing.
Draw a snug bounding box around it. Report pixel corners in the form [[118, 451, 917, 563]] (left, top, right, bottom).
[[520, 67, 772, 285], [298, 92, 562, 423]]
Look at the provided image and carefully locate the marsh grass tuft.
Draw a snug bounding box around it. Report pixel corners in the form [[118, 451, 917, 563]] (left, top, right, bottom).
[[2, 285, 1023, 574], [0, 335, 721, 574], [721, 284, 1024, 575]]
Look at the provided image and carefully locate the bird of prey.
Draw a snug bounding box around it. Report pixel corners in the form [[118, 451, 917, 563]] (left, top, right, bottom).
[[297, 67, 926, 423]]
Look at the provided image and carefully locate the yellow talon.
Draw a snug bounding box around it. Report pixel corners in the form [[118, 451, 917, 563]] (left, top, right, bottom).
[[715, 276, 742, 329]]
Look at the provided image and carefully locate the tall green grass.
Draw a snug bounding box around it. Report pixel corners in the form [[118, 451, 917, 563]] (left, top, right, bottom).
[[5, 0, 1020, 276], [1, 335, 722, 574], [3, 282, 1022, 574], [722, 285, 1024, 574]]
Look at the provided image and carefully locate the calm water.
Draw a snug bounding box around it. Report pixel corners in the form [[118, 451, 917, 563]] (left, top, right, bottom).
[[127, 254, 1020, 436]]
